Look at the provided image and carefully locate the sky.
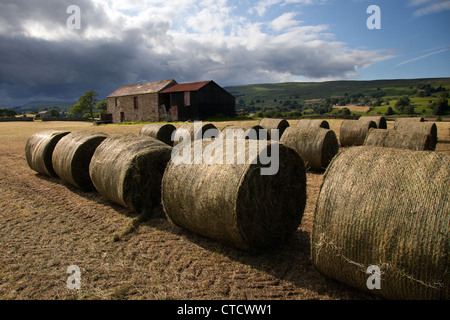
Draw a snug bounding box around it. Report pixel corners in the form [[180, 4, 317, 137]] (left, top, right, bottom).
[[0, 0, 449, 107]]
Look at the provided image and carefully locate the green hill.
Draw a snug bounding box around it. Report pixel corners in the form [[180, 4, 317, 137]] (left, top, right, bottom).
[[225, 78, 450, 116], [13, 101, 77, 114]]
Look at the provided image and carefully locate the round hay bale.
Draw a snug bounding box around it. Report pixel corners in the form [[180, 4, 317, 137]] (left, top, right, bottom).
[[280, 126, 339, 171], [25, 130, 70, 177], [89, 134, 172, 216], [296, 119, 330, 130], [162, 139, 307, 252], [359, 116, 387, 129], [364, 128, 435, 151], [173, 122, 219, 147], [395, 122, 438, 150], [394, 117, 424, 130], [221, 124, 268, 140], [339, 120, 376, 147], [52, 131, 108, 191], [139, 123, 177, 146], [259, 118, 290, 139], [311, 146, 450, 300]]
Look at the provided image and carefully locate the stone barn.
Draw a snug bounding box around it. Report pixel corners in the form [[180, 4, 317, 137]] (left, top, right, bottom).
[[160, 80, 236, 121], [107, 79, 177, 124], [107, 79, 236, 123]]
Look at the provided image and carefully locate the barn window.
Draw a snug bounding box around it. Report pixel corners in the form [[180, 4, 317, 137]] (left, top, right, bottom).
[[134, 97, 139, 109], [184, 92, 191, 106], [115, 98, 119, 107]]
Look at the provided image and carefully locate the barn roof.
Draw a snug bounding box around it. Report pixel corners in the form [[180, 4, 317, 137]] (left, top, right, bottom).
[[108, 79, 177, 98], [160, 81, 212, 93]]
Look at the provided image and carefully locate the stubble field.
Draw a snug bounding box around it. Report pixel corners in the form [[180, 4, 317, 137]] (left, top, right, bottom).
[[0, 119, 448, 300]]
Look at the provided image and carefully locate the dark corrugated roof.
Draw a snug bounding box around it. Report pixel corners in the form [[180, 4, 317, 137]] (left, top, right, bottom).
[[160, 81, 211, 93], [108, 79, 177, 98]]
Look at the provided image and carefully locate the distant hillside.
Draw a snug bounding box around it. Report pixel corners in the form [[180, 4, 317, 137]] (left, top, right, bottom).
[[225, 78, 450, 112], [13, 101, 77, 114]]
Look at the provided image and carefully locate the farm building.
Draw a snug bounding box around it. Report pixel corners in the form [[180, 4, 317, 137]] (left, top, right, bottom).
[[107, 79, 177, 124], [107, 79, 236, 123], [160, 80, 236, 121]]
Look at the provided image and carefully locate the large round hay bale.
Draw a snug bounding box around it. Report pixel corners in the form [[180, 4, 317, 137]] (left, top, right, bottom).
[[25, 130, 70, 177], [173, 122, 219, 146], [394, 117, 424, 130], [311, 146, 449, 300], [139, 123, 177, 146], [259, 118, 290, 139], [162, 138, 307, 251], [280, 126, 339, 171], [359, 116, 387, 129], [89, 134, 172, 216], [395, 122, 438, 150], [296, 119, 330, 130], [52, 131, 108, 191], [221, 124, 268, 140], [364, 128, 435, 151], [339, 120, 376, 147]]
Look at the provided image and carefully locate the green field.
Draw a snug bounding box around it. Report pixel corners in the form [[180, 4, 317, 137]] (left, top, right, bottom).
[[225, 77, 450, 116]]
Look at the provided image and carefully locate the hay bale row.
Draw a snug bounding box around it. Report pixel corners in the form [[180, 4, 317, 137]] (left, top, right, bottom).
[[364, 129, 436, 151], [140, 123, 177, 146], [52, 131, 108, 191], [259, 118, 290, 139], [162, 138, 307, 252], [296, 119, 330, 130], [339, 120, 377, 147], [25, 130, 70, 177], [173, 122, 219, 146], [395, 122, 438, 151], [221, 124, 268, 140], [280, 126, 339, 171], [311, 146, 449, 300], [394, 117, 424, 130], [359, 116, 387, 129], [89, 134, 172, 216]]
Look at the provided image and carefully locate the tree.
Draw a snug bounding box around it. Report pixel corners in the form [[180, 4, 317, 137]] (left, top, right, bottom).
[[395, 96, 410, 114], [48, 108, 60, 117], [432, 92, 449, 116], [385, 106, 394, 116], [71, 90, 98, 121], [96, 100, 107, 115]]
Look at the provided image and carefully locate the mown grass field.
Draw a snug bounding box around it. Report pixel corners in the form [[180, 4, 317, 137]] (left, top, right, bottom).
[[0, 119, 448, 300]]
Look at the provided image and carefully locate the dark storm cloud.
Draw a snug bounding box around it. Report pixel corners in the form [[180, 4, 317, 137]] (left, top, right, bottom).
[[0, 0, 389, 107]]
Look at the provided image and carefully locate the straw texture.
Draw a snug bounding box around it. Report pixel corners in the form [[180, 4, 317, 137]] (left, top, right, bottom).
[[139, 123, 177, 146], [359, 116, 387, 129], [395, 122, 438, 150], [52, 131, 108, 191], [221, 124, 268, 140], [162, 139, 307, 251], [364, 128, 435, 151], [173, 122, 219, 146], [394, 117, 424, 130], [280, 126, 339, 171], [311, 146, 449, 300], [25, 130, 70, 177], [259, 118, 290, 139], [296, 119, 330, 130], [89, 134, 172, 216], [339, 120, 376, 147]]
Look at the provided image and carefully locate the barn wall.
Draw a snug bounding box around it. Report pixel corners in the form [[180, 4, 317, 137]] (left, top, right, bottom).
[[166, 83, 236, 121], [107, 93, 160, 123], [197, 83, 236, 119]]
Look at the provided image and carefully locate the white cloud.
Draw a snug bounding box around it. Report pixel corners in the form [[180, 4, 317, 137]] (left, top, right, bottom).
[[270, 12, 302, 31], [409, 0, 450, 16]]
